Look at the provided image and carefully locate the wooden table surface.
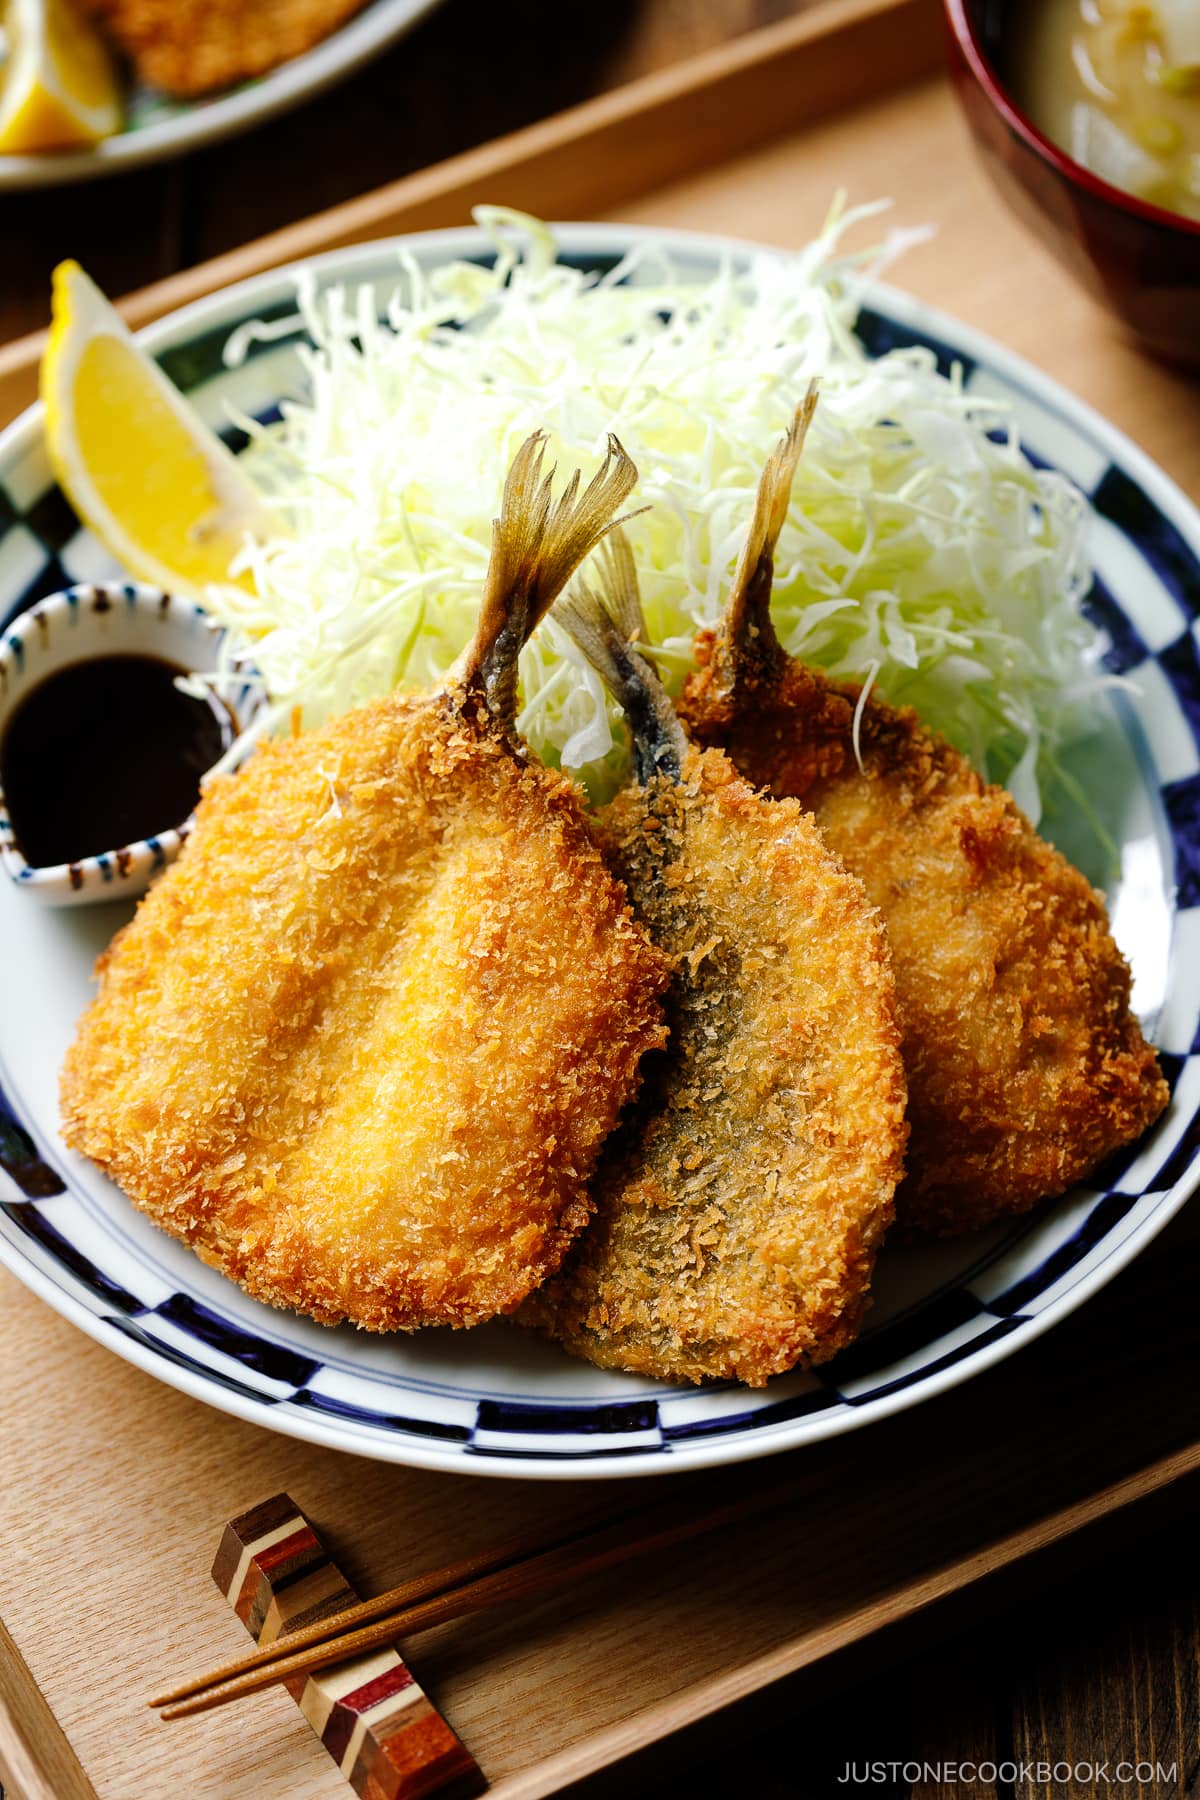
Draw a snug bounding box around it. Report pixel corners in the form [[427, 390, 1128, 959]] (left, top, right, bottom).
[[1, 4, 1198, 1798], [0, 0, 804, 343]]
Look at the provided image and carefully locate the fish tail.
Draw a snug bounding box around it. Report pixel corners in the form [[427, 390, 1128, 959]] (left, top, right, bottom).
[[720, 380, 819, 687], [555, 527, 687, 783], [461, 431, 639, 727]]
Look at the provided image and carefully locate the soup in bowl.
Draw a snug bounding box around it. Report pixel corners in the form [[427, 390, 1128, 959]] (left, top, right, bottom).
[[945, 0, 1200, 368], [1014, 0, 1200, 223]]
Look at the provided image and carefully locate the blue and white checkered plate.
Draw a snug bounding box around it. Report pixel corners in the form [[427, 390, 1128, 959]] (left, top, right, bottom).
[[0, 226, 1195, 1479]]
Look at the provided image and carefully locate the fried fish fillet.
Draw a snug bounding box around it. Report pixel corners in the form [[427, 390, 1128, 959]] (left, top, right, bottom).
[[520, 533, 907, 1386], [61, 435, 671, 1331], [682, 390, 1169, 1235], [77, 0, 370, 97]]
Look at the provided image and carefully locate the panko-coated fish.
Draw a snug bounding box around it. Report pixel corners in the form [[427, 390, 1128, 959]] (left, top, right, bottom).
[[61, 435, 672, 1331], [76, 0, 371, 97], [520, 530, 908, 1386], [682, 388, 1169, 1235]]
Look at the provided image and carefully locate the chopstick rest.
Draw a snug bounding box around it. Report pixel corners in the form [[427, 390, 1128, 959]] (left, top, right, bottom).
[[212, 1492, 485, 1799]]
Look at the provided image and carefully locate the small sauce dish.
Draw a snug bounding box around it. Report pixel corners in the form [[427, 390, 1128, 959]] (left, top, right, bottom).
[[0, 582, 268, 907]]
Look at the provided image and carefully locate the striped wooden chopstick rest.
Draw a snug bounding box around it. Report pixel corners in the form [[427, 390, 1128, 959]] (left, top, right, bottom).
[[212, 1493, 485, 1800]]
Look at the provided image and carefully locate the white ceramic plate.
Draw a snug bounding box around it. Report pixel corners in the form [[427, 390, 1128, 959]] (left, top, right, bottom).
[[0, 0, 443, 190], [0, 224, 1195, 1478]]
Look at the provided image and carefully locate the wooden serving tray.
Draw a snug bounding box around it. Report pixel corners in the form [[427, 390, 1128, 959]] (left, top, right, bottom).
[[1, 1232, 1197, 1800], [2, 2, 1197, 1795]]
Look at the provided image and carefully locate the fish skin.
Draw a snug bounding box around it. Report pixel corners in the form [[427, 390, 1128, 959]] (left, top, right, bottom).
[[522, 531, 907, 1387], [522, 743, 907, 1387], [680, 387, 1167, 1237], [682, 638, 1169, 1237]]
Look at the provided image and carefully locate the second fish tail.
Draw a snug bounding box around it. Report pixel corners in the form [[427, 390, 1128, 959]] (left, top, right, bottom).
[[554, 526, 688, 784]]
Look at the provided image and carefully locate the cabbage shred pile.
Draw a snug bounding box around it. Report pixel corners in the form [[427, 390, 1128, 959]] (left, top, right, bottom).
[[212, 206, 1101, 821]]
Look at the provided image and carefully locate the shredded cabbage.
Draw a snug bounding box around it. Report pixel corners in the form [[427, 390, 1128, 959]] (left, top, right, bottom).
[[208, 204, 1103, 821]]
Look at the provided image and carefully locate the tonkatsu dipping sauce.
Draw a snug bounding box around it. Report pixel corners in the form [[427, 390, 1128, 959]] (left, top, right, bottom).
[[0, 655, 232, 868]]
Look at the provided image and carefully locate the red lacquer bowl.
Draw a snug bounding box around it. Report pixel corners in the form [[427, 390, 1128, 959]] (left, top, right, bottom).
[[944, 0, 1200, 370]]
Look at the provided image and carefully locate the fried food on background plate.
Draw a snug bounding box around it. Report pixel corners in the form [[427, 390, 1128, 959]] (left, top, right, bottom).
[[682, 387, 1169, 1237], [519, 529, 908, 1387], [61, 434, 671, 1332], [76, 0, 371, 98]]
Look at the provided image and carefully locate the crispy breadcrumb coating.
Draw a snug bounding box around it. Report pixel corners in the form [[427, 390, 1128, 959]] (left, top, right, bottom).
[[520, 541, 907, 1385], [77, 0, 371, 97], [61, 436, 671, 1331], [682, 394, 1168, 1235]]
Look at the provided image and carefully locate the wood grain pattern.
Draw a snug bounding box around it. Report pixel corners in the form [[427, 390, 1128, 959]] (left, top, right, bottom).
[[0, 9, 1198, 1797], [0, 0, 821, 352], [215, 1495, 483, 1799], [183, 0, 817, 267], [908, 1648, 1000, 1800], [0, 0, 825, 354], [0, 1210, 1196, 1800], [0, 1621, 95, 1800], [0, 0, 946, 428], [1008, 1540, 1200, 1800]]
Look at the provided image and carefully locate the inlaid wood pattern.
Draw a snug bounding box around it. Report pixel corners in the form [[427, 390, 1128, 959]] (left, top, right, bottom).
[[214, 1494, 484, 1800], [0, 4, 1198, 1794]]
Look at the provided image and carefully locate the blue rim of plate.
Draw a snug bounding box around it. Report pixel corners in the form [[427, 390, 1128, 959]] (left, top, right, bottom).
[[0, 224, 1196, 1479]]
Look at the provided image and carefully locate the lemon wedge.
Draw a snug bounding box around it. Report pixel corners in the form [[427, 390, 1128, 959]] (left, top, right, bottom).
[[42, 261, 281, 598], [0, 0, 121, 153]]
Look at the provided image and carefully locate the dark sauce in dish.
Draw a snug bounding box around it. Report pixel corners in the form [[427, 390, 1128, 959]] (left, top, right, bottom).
[[0, 654, 233, 868]]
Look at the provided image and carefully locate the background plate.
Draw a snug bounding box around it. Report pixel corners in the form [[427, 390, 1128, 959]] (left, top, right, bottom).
[[0, 224, 1194, 1478], [0, 0, 443, 191]]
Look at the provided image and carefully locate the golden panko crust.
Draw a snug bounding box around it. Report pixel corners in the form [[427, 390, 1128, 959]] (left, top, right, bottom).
[[61, 690, 670, 1330], [521, 745, 908, 1387], [682, 645, 1169, 1235], [77, 0, 371, 97]]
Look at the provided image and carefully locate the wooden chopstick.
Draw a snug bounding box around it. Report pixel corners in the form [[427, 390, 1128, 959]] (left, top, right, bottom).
[[152, 1478, 790, 1722], [149, 1496, 649, 1712]]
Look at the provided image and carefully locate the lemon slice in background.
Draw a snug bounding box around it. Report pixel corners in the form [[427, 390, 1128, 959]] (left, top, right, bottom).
[[42, 261, 282, 597], [0, 0, 121, 152]]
